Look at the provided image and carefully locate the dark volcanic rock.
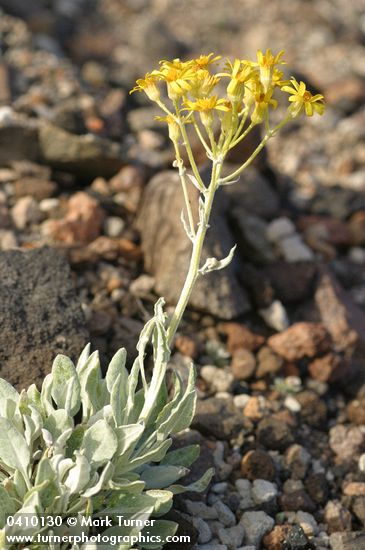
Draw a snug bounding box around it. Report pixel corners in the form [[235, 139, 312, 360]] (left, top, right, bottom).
[[0, 247, 89, 389], [257, 417, 294, 451], [137, 171, 250, 319], [192, 397, 249, 440]]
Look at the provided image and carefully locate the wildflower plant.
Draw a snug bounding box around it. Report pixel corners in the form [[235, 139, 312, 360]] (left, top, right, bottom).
[[0, 50, 324, 550]]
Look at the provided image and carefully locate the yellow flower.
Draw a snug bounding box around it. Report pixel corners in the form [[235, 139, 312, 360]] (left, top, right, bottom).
[[130, 73, 160, 102], [282, 78, 325, 117], [191, 53, 221, 71], [251, 85, 278, 124], [218, 59, 257, 102], [253, 48, 285, 92], [189, 69, 220, 98], [155, 114, 180, 141], [184, 96, 229, 127], [154, 59, 196, 100]]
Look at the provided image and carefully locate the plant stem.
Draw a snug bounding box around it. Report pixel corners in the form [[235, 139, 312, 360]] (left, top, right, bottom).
[[166, 160, 222, 345]]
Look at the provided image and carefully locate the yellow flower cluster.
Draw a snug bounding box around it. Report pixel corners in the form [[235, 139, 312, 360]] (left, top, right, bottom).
[[131, 49, 325, 139]]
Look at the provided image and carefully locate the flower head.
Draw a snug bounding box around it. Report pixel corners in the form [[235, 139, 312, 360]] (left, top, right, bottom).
[[189, 69, 220, 98], [191, 53, 221, 71], [154, 59, 196, 100], [251, 84, 278, 124], [130, 73, 160, 102], [184, 96, 229, 127], [218, 59, 257, 102], [282, 78, 325, 117], [253, 48, 285, 92]]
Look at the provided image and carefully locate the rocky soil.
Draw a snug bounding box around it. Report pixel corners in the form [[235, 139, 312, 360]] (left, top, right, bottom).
[[0, 0, 365, 549]]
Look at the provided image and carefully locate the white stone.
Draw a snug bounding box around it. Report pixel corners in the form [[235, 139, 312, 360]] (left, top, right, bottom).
[[279, 234, 314, 262], [233, 394, 250, 409], [252, 479, 278, 504], [213, 501, 236, 527], [284, 395, 301, 412], [259, 299, 289, 331], [266, 217, 296, 243], [359, 453, 365, 472], [348, 247, 365, 264], [103, 216, 125, 237], [240, 511, 274, 546], [200, 365, 234, 392], [129, 274, 155, 297], [39, 198, 60, 213]]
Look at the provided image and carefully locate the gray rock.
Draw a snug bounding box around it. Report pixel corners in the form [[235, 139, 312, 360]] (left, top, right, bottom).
[[235, 479, 254, 510], [192, 517, 213, 544], [213, 501, 236, 527], [251, 479, 278, 504], [192, 397, 248, 440], [136, 171, 250, 319], [218, 524, 245, 548], [0, 247, 89, 389], [0, 112, 39, 165], [279, 234, 314, 262], [266, 217, 296, 243], [38, 123, 128, 178], [185, 500, 218, 520], [230, 211, 276, 263], [197, 543, 227, 550], [240, 511, 274, 546]]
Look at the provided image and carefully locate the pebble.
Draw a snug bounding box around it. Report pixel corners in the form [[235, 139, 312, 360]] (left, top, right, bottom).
[[129, 274, 155, 297], [103, 216, 125, 237], [358, 453, 365, 472], [268, 322, 331, 361], [185, 500, 218, 520], [259, 300, 289, 331], [211, 482, 228, 494], [324, 500, 352, 533], [266, 217, 296, 243], [329, 425, 364, 460], [329, 531, 365, 550], [0, 229, 18, 249], [257, 417, 294, 451], [241, 450, 276, 481], [279, 234, 314, 262], [240, 511, 274, 547], [296, 511, 318, 536], [243, 396, 267, 421], [197, 544, 227, 550], [284, 396, 301, 413], [221, 322, 265, 354], [255, 346, 283, 378], [200, 365, 234, 393], [213, 501, 236, 527], [233, 394, 250, 409], [235, 479, 255, 510], [231, 349, 256, 380], [263, 524, 291, 550], [12, 196, 43, 229], [285, 444, 311, 479], [218, 524, 245, 548], [193, 517, 212, 544], [39, 197, 60, 214], [251, 479, 278, 504]]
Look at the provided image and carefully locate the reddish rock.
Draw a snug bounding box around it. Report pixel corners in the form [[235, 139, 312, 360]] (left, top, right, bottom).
[[220, 322, 265, 354], [268, 322, 331, 361], [243, 396, 266, 421], [109, 165, 145, 213], [231, 348, 256, 380], [298, 215, 353, 247], [174, 334, 199, 359], [314, 268, 365, 353], [241, 450, 276, 481], [324, 76, 365, 112], [44, 192, 105, 244], [308, 352, 348, 383], [263, 524, 291, 550], [343, 482, 365, 497], [68, 236, 142, 265]]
